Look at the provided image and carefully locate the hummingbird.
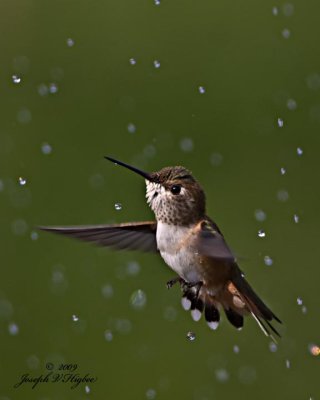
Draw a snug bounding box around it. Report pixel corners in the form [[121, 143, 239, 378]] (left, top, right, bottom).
[[40, 156, 281, 340]]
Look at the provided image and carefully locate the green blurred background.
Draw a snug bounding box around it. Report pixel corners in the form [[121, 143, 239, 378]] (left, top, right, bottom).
[[1, 0, 319, 399]]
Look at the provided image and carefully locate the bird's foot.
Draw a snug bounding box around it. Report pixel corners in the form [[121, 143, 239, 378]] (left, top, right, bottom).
[[166, 277, 184, 289], [181, 281, 203, 298]]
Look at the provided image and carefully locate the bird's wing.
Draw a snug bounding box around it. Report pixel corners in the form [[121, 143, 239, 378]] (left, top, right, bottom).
[[196, 217, 236, 261], [38, 221, 158, 252]]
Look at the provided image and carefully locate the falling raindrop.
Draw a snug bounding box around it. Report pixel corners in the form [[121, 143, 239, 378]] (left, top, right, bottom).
[[283, 3, 294, 16], [8, 322, 19, 335], [72, 314, 79, 322], [17, 108, 32, 124], [293, 214, 299, 223], [254, 209, 267, 222], [277, 117, 284, 127], [38, 84, 49, 96], [215, 368, 229, 382], [30, 231, 39, 241], [198, 86, 206, 94], [12, 75, 21, 84], [115, 318, 132, 334], [126, 261, 140, 276], [264, 256, 273, 266], [127, 123, 136, 133], [280, 167, 286, 175], [41, 142, 52, 155], [277, 189, 289, 202], [210, 152, 223, 166], [130, 289, 147, 310], [297, 147, 303, 156], [85, 385, 90, 394], [233, 345, 240, 354], [146, 388, 157, 400], [282, 29, 291, 39], [114, 203, 122, 211], [287, 98, 297, 110], [104, 329, 113, 342], [186, 331, 196, 341], [66, 38, 75, 47], [180, 138, 194, 152], [12, 219, 28, 235], [258, 229, 266, 238], [272, 6, 279, 15], [269, 342, 278, 353], [153, 60, 161, 69], [18, 177, 27, 186], [101, 284, 114, 299], [49, 83, 58, 94], [285, 359, 291, 369], [302, 306, 307, 314], [297, 297, 303, 306], [154, 0, 161, 4], [129, 58, 136, 65]]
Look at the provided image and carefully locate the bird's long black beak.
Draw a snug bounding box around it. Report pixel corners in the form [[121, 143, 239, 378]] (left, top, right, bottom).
[[105, 156, 157, 182]]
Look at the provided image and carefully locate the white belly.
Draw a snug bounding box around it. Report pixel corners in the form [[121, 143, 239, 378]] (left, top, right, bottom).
[[156, 222, 201, 283]]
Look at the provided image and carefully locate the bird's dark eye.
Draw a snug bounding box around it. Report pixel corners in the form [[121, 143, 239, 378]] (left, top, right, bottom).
[[170, 185, 181, 195]]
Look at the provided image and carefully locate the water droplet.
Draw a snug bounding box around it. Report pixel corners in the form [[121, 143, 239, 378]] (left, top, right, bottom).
[[89, 173, 104, 189], [144, 144, 156, 158], [272, 6, 279, 15], [269, 342, 278, 352], [11, 219, 28, 235], [0, 299, 14, 319], [85, 385, 90, 394], [293, 214, 299, 223], [66, 38, 75, 47], [254, 209, 267, 222], [198, 86, 206, 94], [41, 142, 52, 155], [306, 73, 320, 91], [302, 305, 307, 314], [129, 58, 137, 65], [309, 343, 320, 356], [126, 261, 140, 276], [180, 137, 194, 152], [163, 306, 177, 321], [12, 74, 21, 84], [233, 345, 240, 354], [277, 117, 284, 127], [285, 359, 291, 369], [104, 329, 113, 342], [210, 152, 223, 166], [277, 189, 289, 202], [146, 388, 157, 400], [127, 123, 136, 133], [287, 98, 297, 110], [72, 314, 79, 322], [283, 3, 294, 16], [17, 108, 32, 124], [0, 179, 4, 192], [49, 83, 58, 94], [153, 60, 161, 69], [18, 177, 27, 186], [297, 147, 303, 156], [27, 354, 40, 369], [154, 0, 161, 4], [30, 231, 39, 241], [282, 28, 291, 39], [264, 256, 273, 266], [215, 368, 229, 382], [38, 83, 49, 96], [101, 284, 114, 299], [280, 167, 286, 175], [114, 203, 122, 211], [186, 331, 196, 341], [297, 297, 303, 306], [130, 289, 147, 310], [8, 322, 19, 335], [258, 229, 266, 238], [115, 318, 132, 334]]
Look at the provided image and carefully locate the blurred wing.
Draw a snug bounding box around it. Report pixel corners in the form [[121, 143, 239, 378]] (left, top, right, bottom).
[[38, 221, 158, 252], [197, 218, 236, 261]]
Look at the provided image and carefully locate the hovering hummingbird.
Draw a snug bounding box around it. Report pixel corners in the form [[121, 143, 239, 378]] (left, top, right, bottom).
[[40, 156, 281, 340]]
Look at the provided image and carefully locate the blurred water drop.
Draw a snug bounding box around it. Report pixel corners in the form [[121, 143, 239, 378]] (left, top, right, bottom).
[[146, 388, 157, 399], [293, 214, 299, 223], [72, 314, 79, 322], [41, 142, 52, 155], [215, 368, 229, 382], [126, 261, 140, 276], [283, 3, 294, 16], [277, 189, 289, 202], [11, 219, 28, 235], [154, 0, 161, 4], [114, 203, 122, 211], [104, 329, 113, 342], [277, 117, 284, 127], [18, 177, 27, 186], [285, 359, 291, 369], [180, 137, 194, 152], [85, 385, 90, 394], [301, 305, 307, 314], [66, 38, 75, 47], [272, 6, 279, 15], [306, 73, 320, 90], [130, 289, 147, 310], [0, 179, 4, 192], [287, 98, 297, 110], [280, 167, 286, 175], [153, 60, 161, 69], [12, 74, 21, 84], [101, 284, 114, 299], [26, 354, 40, 369], [198, 86, 206, 94], [308, 343, 320, 357], [233, 345, 240, 354], [127, 123, 136, 133], [296, 297, 303, 306], [282, 29, 291, 39], [0, 299, 14, 319], [17, 107, 32, 124], [264, 256, 273, 266], [254, 209, 267, 222], [30, 231, 39, 241], [129, 58, 137, 65], [8, 322, 19, 335], [186, 331, 196, 341], [258, 229, 266, 238], [49, 83, 58, 94], [115, 318, 132, 334], [210, 152, 223, 166], [144, 144, 156, 158], [89, 173, 104, 189], [297, 147, 303, 156], [51, 265, 68, 295], [38, 83, 49, 96], [269, 342, 278, 352], [163, 306, 177, 321]]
